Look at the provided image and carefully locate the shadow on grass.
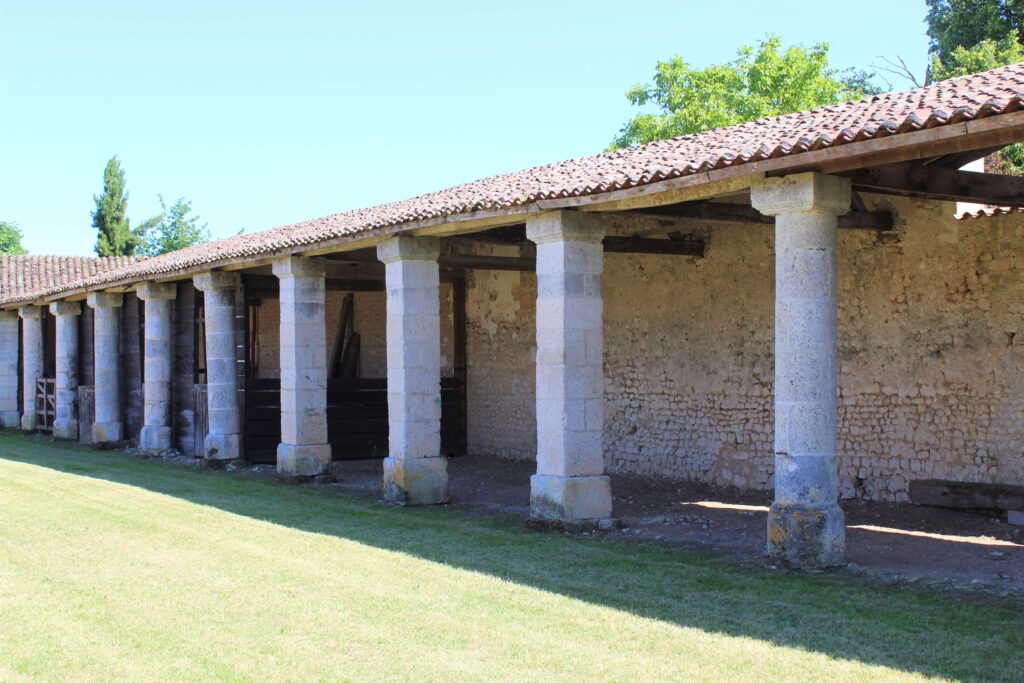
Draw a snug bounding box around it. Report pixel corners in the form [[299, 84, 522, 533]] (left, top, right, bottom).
[[2, 432, 1021, 682]]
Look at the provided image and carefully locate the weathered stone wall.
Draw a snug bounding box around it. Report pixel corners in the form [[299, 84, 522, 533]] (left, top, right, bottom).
[[462, 196, 1024, 502]]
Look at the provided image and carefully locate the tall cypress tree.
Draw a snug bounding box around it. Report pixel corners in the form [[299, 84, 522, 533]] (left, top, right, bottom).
[[93, 156, 139, 256]]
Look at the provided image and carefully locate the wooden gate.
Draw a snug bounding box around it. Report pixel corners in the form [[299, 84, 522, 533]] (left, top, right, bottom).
[[193, 384, 209, 457], [35, 378, 56, 432], [78, 386, 95, 445], [244, 377, 465, 465]]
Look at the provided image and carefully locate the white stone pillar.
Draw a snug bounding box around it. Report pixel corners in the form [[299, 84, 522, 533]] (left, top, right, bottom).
[[49, 300, 81, 440], [0, 311, 20, 428], [137, 282, 176, 451], [18, 306, 44, 431], [87, 292, 123, 443], [273, 257, 331, 477], [194, 272, 241, 461], [752, 171, 850, 568], [377, 236, 447, 505], [526, 211, 612, 525]]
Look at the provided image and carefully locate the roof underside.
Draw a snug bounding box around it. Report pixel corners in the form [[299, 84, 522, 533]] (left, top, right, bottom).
[[6, 62, 1024, 306]]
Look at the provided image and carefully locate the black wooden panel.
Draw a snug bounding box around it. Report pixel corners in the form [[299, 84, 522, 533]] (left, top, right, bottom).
[[120, 292, 144, 446], [173, 283, 197, 455]]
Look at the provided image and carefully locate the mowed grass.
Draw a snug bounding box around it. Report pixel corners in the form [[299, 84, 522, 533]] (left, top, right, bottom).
[[0, 432, 1019, 682]]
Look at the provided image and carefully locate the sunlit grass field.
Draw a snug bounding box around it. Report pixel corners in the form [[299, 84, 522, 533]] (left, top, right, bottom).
[[0, 431, 1019, 681]]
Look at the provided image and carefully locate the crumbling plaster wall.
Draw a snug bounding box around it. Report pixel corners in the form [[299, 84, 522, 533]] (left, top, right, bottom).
[[463, 196, 1024, 502]]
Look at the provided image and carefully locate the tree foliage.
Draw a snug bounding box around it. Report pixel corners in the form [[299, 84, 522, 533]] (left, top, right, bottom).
[[926, 0, 1024, 64], [930, 33, 1024, 80], [0, 221, 27, 255], [93, 156, 152, 257], [611, 35, 880, 149], [138, 196, 210, 257]]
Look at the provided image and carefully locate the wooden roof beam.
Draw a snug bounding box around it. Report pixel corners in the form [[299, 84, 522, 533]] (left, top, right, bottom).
[[635, 202, 893, 230], [844, 161, 1024, 206]]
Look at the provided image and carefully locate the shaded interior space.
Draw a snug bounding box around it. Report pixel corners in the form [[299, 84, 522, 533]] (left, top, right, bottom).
[[321, 455, 1024, 595]]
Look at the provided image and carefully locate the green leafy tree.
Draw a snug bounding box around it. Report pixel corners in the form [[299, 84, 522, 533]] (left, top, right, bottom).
[[611, 35, 880, 149], [138, 195, 210, 257], [0, 221, 27, 255], [92, 156, 159, 256], [930, 33, 1024, 79], [927, 0, 1024, 64]]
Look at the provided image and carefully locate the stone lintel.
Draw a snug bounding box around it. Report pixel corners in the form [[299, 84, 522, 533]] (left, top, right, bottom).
[[377, 236, 440, 264], [526, 210, 607, 245], [49, 300, 81, 317], [272, 255, 327, 279], [86, 292, 124, 309], [194, 271, 241, 292], [751, 172, 851, 217], [18, 306, 44, 320], [136, 282, 177, 301]]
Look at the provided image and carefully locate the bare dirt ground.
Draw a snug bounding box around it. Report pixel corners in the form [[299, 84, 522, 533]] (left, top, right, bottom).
[[325, 455, 1024, 600]]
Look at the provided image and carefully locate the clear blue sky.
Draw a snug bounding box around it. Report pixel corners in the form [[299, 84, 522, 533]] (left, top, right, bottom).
[[0, 0, 931, 256]]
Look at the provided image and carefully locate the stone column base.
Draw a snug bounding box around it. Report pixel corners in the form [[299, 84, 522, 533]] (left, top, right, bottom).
[[530, 474, 612, 526], [383, 456, 449, 506], [277, 442, 331, 478], [0, 411, 20, 429], [204, 432, 240, 461], [92, 421, 123, 443], [53, 418, 78, 441], [767, 502, 845, 567], [21, 414, 37, 431], [140, 425, 173, 451]]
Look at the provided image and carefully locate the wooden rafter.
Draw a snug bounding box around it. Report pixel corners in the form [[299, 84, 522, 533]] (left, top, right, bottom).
[[634, 202, 894, 230], [844, 161, 1024, 206]]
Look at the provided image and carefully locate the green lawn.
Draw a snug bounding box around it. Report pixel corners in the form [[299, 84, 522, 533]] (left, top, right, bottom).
[[0, 432, 1019, 682]]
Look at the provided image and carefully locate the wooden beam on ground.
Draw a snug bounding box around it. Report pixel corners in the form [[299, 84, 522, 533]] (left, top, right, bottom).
[[845, 161, 1024, 206], [909, 479, 1024, 512], [634, 202, 893, 230]]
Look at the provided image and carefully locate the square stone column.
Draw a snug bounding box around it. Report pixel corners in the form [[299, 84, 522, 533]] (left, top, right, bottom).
[[377, 236, 448, 505], [194, 271, 241, 461], [526, 211, 612, 526], [752, 172, 851, 568], [49, 300, 81, 440], [0, 311, 21, 428], [87, 292, 124, 444], [18, 306, 44, 431], [137, 282, 177, 451], [272, 257, 331, 478]]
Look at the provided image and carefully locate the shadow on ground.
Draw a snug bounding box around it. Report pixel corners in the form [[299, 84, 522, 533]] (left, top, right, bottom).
[[2, 432, 1021, 682]]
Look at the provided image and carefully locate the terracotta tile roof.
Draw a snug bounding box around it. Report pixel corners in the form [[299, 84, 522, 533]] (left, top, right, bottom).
[[957, 206, 1024, 219], [6, 62, 1024, 305], [1, 255, 141, 304]]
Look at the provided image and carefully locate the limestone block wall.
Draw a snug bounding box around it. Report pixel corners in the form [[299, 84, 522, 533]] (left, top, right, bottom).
[[462, 196, 1024, 502]]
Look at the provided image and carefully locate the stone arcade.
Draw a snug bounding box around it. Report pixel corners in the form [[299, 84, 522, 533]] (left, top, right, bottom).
[[4, 64, 1024, 566]]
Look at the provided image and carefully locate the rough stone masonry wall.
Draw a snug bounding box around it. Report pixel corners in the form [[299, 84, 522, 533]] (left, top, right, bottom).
[[463, 196, 1024, 502]]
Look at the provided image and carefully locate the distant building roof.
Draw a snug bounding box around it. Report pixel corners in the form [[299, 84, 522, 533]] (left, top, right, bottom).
[[1, 255, 141, 304]]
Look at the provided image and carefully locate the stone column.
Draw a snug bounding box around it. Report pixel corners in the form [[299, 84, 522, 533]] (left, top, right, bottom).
[[377, 236, 447, 505], [87, 292, 123, 444], [194, 272, 241, 461], [526, 211, 612, 526], [49, 300, 81, 440], [273, 257, 331, 478], [0, 311, 21, 428], [18, 306, 44, 431], [751, 171, 850, 568], [137, 282, 176, 451]]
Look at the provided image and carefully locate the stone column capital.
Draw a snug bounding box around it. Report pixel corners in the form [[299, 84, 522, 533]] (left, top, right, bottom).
[[272, 255, 326, 279], [526, 211, 606, 245], [194, 271, 241, 292], [136, 282, 177, 301], [19, 305, 44, 320], [376, 236, 440, 264], [751, 172, 851, 217], [49, 300, 81, 317], [86, 292, 124, 309]]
